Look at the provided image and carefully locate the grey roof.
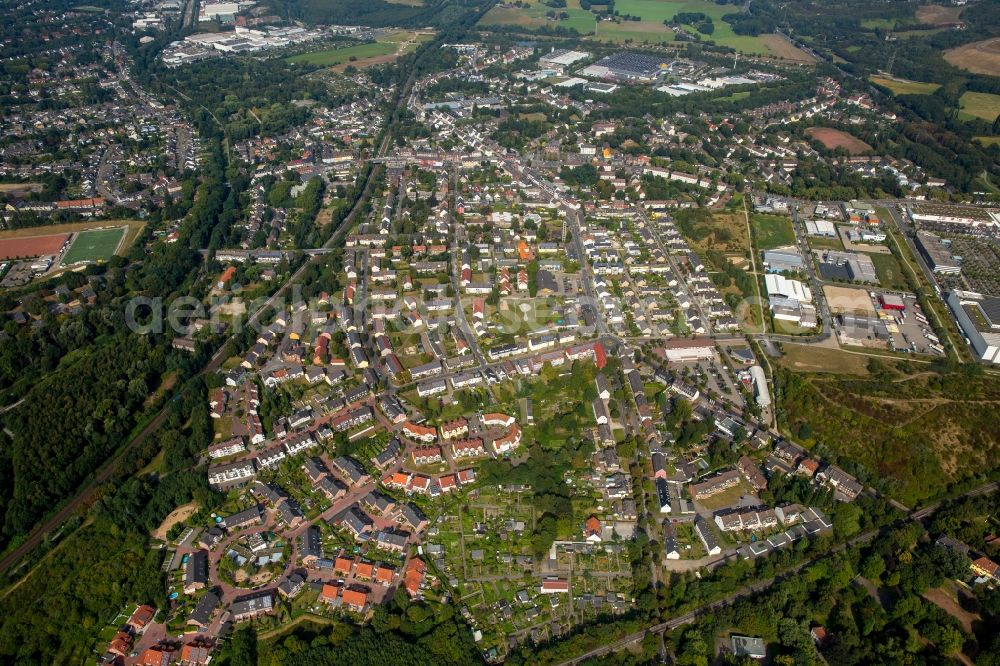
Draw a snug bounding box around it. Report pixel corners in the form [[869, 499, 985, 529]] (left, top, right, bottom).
[[299, 526, 322, 559], [188, 591, 220, 626], [230, 589, 274, 616], [400, 502, 427, 529], [221, 505, 262, 530], [185, 550, 208, 586]]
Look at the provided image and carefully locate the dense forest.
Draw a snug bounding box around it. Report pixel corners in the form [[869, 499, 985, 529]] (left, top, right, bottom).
[[213, 590, 481, 666]]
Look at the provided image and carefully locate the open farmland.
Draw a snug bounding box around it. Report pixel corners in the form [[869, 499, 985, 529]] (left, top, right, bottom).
[[870, 75, 940, 96], [758, 34, 817, 62], [594, 19, 676, 45], [0, 234, 69, 260], [479, 0, 596, 34], [614, 0, 776, 54], [915, 4, 964, 26], [61, 227, 126, 265], [805, 127, 872, 155], [481, 0, 782, 54], [944, 37, 1000, 76], [958, 91, 1000, 122]]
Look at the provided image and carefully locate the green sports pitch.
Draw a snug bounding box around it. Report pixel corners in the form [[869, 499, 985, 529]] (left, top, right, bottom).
[[61, 227, 125, 265]]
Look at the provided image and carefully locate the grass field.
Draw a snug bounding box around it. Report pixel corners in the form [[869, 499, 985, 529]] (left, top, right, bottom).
[[715, 91, 750, 102], [860, 17, 916, 30], [958, 91, 1000, 122], [750, 214, 795, 250], [286, 30, 432, 69], [869, 75, 940, 96], [777, 344, 871, 375], [61, 227, 125, 265], [975, 136, 1000, 147], [287, 41, 396, 66], [870, 252, 908, 291]]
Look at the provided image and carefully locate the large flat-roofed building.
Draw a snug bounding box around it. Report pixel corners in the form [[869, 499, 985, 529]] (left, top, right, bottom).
[[660, 338, 715, 362], [580, 51, 670, 82], [908, 203, 1000, 228], [765, 273, 812, 303], [916, 232, 960, 274], [538, 49, 590, 70], [817, 250, 879, 284], [761, 248, 804, 273], [946, 292, 1000, 364]]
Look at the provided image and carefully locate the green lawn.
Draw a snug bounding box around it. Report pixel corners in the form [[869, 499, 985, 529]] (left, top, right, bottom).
[[870, 252, 908, 291], [286, 41, 396, 66], [714, 90, 750, 102], [869, 76, 940, 96], [61, 227, 125, 265], [751, 214, 796, 250], [860, 17, 916, 30], [959, 91, 1000, 122]]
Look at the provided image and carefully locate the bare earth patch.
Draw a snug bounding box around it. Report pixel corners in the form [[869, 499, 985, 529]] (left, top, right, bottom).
[[151, 502, 198, 540], [923, 586, 980, 634], [806, 127, 872, 155]]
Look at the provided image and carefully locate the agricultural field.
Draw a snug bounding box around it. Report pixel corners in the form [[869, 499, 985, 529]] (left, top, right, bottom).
[[594, 19, 675, 45], [758, 34, 816, 63], [779, 366, 1000, 507], [958, 91, 1000, 122], [750, 214, 795, 250], [479, 0, 596, 34], [61, 227, 126, 265], [805, 127, 872, 155], [944, 37, 1000, 76], [480, 0, 785, 54], [869, 75, 940, 96], [915, 4, 965, 27], [613, 0, 776, 54]]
